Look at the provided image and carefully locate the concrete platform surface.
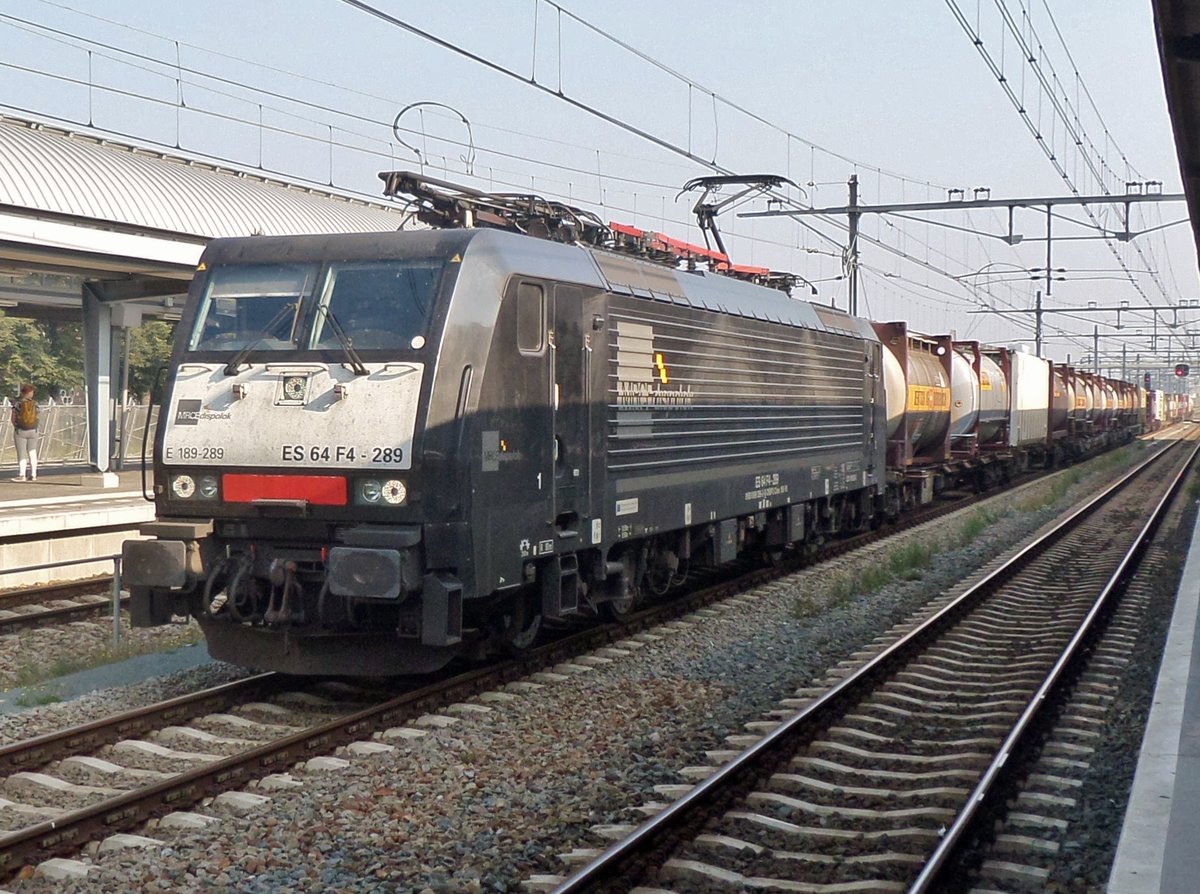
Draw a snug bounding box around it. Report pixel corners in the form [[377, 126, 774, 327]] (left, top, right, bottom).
[[0, 465, 147, 505], [1107, 505, 1200, 893], [0, 466, 152, 538], [0, 466, 155, 588]]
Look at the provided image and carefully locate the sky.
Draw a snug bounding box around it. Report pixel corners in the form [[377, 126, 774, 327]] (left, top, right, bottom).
[[1, 0, 1195, 373]]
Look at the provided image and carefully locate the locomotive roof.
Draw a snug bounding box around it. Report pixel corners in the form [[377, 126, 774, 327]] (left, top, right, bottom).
[[197, 227, 877, 342], [198, 227, 474, 265], [583, 245, 874, 341]]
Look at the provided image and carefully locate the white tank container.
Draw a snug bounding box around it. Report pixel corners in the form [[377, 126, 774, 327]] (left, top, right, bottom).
[[880, 332, 950, 457], [1100, 381, 1117, 424], [949, 349, 978, 439], [977, 353, 1008, 444], [1067, 373, 1083, 424], [949, 350, 1009, 445], [882, 344, 906, 440], [903, 349, 950, 453]]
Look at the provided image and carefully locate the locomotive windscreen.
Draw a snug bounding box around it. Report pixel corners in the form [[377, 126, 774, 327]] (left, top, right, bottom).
[[186, 257, 447, 354], [189, 264, 316, 351], [310, 260, 441, 351]]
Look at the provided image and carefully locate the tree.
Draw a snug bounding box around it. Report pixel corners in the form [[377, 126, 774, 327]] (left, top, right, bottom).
[[0, 314, 83, 401], [126, 321, 176, 401], [0, 312, 174, 404]]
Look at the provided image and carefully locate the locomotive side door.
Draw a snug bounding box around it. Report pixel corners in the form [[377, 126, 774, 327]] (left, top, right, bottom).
[[551, 284, 592, 540]]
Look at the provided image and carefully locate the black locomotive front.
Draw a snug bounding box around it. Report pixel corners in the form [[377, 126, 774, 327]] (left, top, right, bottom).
[[123, 229, 502, 674]]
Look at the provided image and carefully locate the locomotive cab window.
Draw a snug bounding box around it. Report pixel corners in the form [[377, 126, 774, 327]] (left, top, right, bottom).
[[310, 259, 443, 351], [516, 282, 545, 354], [189, 264, 316, 351]]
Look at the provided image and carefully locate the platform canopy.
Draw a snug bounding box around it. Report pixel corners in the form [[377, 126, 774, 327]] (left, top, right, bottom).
[[0, 114, 408, 309], [1154, 0, 1200, 269]]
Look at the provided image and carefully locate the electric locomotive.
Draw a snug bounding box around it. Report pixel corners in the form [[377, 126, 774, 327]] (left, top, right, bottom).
[[123, 176, 888, 675]]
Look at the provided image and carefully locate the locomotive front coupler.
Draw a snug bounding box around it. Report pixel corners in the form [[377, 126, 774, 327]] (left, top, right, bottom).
[[263, 558, 302, 625]]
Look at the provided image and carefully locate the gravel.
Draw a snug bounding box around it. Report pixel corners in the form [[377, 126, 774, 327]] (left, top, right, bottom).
[[0, 645, 250, 747], [3, 442, 1172, 894]]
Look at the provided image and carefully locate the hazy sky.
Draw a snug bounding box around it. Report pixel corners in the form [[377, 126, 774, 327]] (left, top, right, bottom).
[[2, 1, 1193, 368]]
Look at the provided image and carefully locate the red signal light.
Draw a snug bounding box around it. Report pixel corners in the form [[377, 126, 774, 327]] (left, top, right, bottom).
[[1175, 363, 1190, 378]]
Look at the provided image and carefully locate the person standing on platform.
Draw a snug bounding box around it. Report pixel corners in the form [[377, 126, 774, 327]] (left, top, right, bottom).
[[10, 383, 39, 481]]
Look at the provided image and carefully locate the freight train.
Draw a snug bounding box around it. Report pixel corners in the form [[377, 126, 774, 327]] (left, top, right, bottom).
[[1148, 388, 1191, 430], [123, 172, 1149, 675]]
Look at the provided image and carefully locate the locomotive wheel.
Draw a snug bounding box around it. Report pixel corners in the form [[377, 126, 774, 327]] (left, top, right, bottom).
[[500, 592, 542, 653], [601, 552, 639, 619], [602, 591, 636, 619]]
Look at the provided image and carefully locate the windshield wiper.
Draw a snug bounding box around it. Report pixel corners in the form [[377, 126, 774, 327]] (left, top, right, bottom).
[[222, 302, 299, 376], [315, 306, 369, 376]]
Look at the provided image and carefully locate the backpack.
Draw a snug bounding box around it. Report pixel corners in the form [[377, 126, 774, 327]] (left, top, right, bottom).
[[15, 398, 36, 430]]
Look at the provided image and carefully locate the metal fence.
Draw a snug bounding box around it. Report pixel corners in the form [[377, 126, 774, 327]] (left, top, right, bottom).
[[0, 400, 157, 469]]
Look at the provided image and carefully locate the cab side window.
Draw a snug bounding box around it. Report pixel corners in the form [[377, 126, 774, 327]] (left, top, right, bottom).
[[517, 282, 545, 354]]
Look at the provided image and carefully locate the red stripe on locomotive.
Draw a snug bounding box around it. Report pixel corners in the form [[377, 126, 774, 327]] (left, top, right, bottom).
[[222, 474, 347, 505]]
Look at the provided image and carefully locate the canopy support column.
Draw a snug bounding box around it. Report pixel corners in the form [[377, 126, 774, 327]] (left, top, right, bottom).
[[82, 282, 119, 482]]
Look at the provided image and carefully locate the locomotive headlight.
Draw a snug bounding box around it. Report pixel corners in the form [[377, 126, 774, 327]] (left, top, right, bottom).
[[357, 478, 407, 506], [197, 474, 219, 500], [381, 479, 407, 505], [170, 474, 196, 499], [359, 479, 382, 504]]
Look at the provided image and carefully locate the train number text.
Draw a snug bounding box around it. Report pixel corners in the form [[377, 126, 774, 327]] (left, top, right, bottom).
[[371, 446, 405, 463], [165, 446, 225, 461], [278, 445, 405, 464], [281, 445, 360, 463]]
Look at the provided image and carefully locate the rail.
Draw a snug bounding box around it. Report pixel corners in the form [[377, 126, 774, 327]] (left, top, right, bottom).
[[909, 436, 1200, 891], [0, 554, 124, 647]]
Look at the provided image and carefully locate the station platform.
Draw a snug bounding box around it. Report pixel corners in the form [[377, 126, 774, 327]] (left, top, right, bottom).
[[0, 466, 155, 588], [1108, 501, 1200, 892]]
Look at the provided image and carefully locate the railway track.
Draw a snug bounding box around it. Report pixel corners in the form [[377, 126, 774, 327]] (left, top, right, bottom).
[[548, 433, 1198, 893], [0, 583, 125, 635], [0, 511, 142, 633], [959, 538, 1173, 891]]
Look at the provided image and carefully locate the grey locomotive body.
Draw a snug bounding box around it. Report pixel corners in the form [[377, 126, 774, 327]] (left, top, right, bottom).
[[124, 226, 886, 674]]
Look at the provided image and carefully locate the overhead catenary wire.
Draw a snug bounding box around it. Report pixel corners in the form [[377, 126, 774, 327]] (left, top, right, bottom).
[[5, 1, 1179, 357], [5, 3, 849, 265], [330, 2, 977, 266], [1037, 0, 1142, 182], [0, 8, 707, 185], [945, 0, 1189, 358]]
